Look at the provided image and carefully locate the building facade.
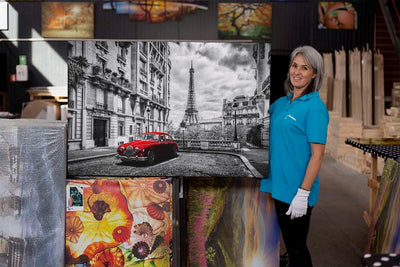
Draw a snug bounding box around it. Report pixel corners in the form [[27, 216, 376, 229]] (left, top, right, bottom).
[[222, 95, 260, 127], [67, 41, 171, 150], [221, 43, 271, 146]]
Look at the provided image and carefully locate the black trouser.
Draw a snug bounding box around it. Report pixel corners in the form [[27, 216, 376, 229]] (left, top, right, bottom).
[[274, 199, 313, 267]]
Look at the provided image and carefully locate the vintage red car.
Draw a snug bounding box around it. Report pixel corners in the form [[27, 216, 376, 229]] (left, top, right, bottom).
[[116, 132, 178, 164]]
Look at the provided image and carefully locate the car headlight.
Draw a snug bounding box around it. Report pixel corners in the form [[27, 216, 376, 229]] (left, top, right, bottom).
[[119, 147, 125, 152]]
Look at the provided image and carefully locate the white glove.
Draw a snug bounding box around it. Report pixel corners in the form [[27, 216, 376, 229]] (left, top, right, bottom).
[[286, 188, 310, 220]]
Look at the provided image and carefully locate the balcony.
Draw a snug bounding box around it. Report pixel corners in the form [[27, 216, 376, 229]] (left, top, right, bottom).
[[96, 102, 108, 110], [117, 54, 127, 65], [140, 89, 148, 96], [139, 68, 147, 77], [95, 41, 109, 53]]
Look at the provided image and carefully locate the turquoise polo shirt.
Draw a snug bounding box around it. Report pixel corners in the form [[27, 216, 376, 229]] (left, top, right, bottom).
[[260, 91, 329, 206]]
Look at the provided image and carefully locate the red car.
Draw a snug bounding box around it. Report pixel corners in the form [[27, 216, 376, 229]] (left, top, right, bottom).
[[116, 132, 178, 164]]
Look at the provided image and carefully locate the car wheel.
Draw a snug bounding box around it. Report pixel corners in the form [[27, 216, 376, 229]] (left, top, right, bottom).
[[172, 146, 178, 157], [147, 149, 156, 165]]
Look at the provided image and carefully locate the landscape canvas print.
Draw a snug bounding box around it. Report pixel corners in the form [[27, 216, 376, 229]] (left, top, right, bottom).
[[67, 41, 270, 178], [187, 177, 279, 266], [41, 2, 94, 38], [218, 3, 272, 40], [102, 0, 208, 22]]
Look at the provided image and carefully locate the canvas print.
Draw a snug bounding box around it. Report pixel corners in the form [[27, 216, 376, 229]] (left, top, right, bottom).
[[0, 120, 66, 266], [318, 2, 357, 29], [187, 177, 279, 266], [218, 3, 272, 40], [41, 2, 94, 38], [65, 178, 173, 266], [368, 159, 400, 253], [103, 0, 207, 22], [67, 41, 270, 178]]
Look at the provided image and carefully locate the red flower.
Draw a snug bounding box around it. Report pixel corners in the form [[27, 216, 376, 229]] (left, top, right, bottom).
[[147, 203, 165, 220], [112, 226, 130, 243]]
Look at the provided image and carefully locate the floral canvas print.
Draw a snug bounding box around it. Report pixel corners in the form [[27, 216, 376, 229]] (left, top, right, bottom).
[[65, 178, 172, 266]]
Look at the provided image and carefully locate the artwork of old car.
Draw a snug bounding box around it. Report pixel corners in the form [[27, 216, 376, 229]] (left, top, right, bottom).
[[116, 132, 178, 164]]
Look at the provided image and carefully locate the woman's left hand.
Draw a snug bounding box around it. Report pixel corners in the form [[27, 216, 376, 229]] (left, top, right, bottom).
[[286, 188, 310, 219]]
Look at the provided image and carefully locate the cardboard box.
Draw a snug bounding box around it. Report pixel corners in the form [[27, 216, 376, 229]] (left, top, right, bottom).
[[21, 100, 60, 120]]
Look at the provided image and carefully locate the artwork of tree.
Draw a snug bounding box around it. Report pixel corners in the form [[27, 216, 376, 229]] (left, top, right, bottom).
[[218, 3, 272, 40]]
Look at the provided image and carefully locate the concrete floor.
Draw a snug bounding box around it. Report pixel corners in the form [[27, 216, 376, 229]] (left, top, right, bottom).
[[305, 155, 370, 266]]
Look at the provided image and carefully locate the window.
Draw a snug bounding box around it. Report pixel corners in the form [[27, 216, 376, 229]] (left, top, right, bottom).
[[68, 118, 74, 139], [130, 125, 133, 135], [118, 121, 124, 136], [117, 96, 123, 113]]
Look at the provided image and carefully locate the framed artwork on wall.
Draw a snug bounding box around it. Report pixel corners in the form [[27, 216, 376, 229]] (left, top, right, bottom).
[[67, 41, 270, 178], [0, 2, 8, 30], [41, 2, 94, 38], [102, 0, 207, 23], [318, 1, 358, 29], [218, 3, 272, 40]]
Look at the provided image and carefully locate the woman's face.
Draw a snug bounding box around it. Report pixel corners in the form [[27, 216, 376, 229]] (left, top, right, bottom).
[[289, 54, 316, 92]]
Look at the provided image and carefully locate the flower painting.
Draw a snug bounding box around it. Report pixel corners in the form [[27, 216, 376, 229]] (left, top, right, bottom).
[[65, 178, 172, 266]]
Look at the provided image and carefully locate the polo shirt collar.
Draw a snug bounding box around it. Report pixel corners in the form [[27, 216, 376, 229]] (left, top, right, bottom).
[[287, 91, 319, 102]]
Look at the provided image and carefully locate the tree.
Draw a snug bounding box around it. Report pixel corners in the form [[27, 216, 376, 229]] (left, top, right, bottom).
[[218, 3, 272, 39]]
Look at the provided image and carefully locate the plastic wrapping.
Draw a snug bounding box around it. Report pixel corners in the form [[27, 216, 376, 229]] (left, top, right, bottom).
[[0, 119, 66, 267]]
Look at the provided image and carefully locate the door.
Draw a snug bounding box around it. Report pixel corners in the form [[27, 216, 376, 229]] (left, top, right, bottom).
[[93, 119, 107, 147]]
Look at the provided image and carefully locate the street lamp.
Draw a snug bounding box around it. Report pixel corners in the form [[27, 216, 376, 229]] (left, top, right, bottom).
[[233, 101, 239, 142], [146, 106, 151, 132], [180, 121, 186, 148]]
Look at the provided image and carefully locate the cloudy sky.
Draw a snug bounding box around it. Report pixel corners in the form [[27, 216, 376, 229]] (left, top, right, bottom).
[[168, 42, 270, 127]]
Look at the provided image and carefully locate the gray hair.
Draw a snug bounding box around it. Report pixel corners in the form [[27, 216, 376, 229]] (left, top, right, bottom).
[[284, 45, 324, 96]]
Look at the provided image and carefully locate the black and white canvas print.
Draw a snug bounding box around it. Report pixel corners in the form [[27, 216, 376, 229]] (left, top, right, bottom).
[[67, 41, 270, 178]]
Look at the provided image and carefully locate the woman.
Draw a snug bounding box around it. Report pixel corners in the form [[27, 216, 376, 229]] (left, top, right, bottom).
[[260, 46, 329, 267]]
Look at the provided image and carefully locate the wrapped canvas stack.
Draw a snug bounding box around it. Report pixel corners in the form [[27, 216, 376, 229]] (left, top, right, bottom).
[[0, 120, 66, 267]]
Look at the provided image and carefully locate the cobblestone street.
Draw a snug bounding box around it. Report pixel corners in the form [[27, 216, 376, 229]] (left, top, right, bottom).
[[68, 151, 254, 177]]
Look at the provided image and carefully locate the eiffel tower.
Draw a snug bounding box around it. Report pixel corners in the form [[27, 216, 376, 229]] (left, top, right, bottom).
[[182, 61, 199, 126]]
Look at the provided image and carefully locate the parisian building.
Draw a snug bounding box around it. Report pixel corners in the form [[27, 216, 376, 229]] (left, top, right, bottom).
[[253, 43, 271, 146], [67, 41, 171, 150], [222, 95, 260, 127], [221, 43, 270, 146]]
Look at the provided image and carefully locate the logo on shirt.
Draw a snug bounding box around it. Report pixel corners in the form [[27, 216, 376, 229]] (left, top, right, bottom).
[[285, 114, 297, 121]]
